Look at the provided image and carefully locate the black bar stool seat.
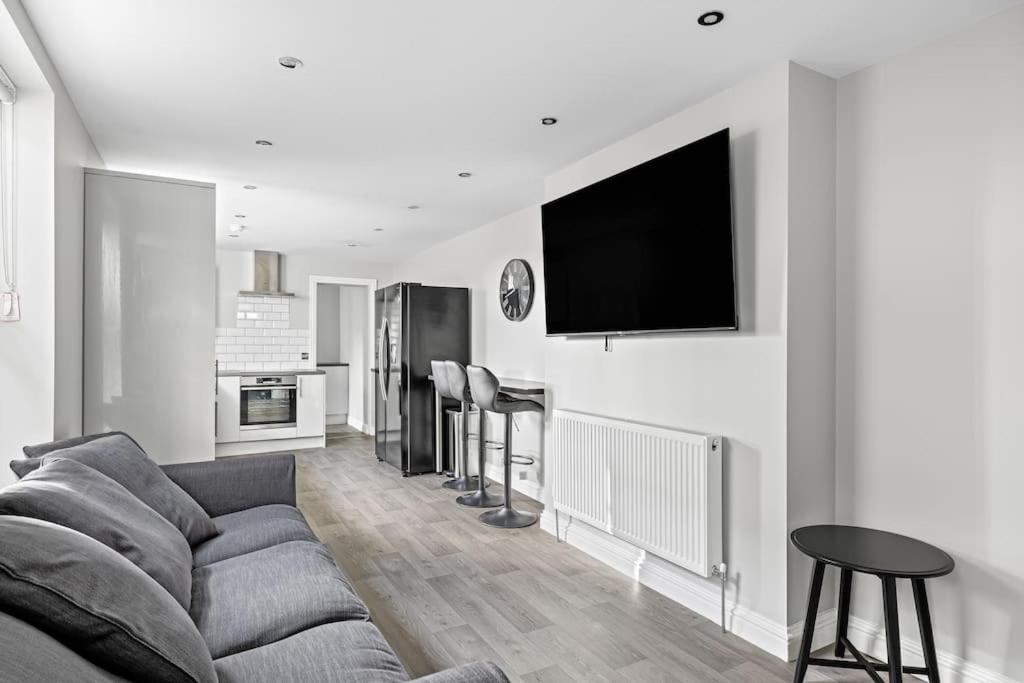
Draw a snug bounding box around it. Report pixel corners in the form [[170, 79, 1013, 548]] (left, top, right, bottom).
[[466, 365, 542, 528], [791, 525, 954, 683]]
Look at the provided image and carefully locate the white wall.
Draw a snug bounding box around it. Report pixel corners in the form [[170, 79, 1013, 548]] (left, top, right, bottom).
[[543, 63, 794, 629], [316, 283, 341, 363], [835, 6, 1024, 679], [397, 64, 830, 636], [784, 63, 837, 624], [0, 0, 101, 487], [395, 205, 547, 494]]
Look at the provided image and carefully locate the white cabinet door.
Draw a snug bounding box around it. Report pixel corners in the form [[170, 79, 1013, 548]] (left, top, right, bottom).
[[296, 374, 325, 438], [215, 377, 241, 443]]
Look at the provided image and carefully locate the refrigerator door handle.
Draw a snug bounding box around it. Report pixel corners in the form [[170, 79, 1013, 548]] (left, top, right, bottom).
[[377, 317, 388, 402]]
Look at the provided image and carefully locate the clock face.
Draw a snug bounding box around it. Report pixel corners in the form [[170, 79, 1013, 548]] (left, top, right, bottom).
[[499, 259, 534, 321]]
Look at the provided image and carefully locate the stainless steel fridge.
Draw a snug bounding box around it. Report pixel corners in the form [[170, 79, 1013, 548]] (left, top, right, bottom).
[[373, 283, 470, 475]]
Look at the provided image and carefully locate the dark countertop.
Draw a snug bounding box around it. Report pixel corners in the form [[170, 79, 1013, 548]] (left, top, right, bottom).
[[316, 362, 350, 367], [218, 369, 326, 377]]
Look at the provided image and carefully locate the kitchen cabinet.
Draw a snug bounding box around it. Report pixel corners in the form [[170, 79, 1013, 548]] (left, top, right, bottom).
[[215, 376, 241, 443], [296, 374, 325, 438]]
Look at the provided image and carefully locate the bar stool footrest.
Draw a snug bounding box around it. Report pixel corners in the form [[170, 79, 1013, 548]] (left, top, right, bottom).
[[510, 455, 535, 466]]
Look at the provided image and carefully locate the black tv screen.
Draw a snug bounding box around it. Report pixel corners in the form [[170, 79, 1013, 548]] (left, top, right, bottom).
[[541, 128, 737, 336]]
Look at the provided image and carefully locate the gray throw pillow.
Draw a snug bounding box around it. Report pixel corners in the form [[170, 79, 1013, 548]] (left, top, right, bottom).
[[10, 431, 140, 479], [0, 516, 217, 683], [0, 458, 194, 610], [39, 434, 218, 546]]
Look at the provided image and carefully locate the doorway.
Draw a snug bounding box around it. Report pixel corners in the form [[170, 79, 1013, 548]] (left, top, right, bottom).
[[309, 276, 377, 438]]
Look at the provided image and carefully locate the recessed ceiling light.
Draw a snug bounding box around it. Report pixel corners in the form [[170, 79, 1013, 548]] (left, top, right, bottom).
[[540, 117, 558, 126], [346, 242, 360, 248], [243, 185, 257, 190], [234, 214, 246, 219], [697, 10, 724, 26], [227, 234, 240, 238], [407, 205, 420, 210], [278, 56, 304, 69], [227, 224, 245, 233], [255, 139, 273, 146], [373, 228, 384, 232], [457, 172, 472, 178]]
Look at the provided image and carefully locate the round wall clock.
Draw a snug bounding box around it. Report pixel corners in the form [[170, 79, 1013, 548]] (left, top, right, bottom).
[[499, 258, 534, 321]]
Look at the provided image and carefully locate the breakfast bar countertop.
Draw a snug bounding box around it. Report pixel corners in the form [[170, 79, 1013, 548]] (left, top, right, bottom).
[[428, 374, 545, 396]]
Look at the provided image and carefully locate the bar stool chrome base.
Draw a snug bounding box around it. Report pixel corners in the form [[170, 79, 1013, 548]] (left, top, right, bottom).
[[456, 488, 504, 508], [479, 507, 538, 529], [443, 475, 486, 491]]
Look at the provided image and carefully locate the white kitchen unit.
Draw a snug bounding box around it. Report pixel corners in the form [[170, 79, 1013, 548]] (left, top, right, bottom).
[[215, 370, 325, 457], [84, 169, 215, 465], [296, 374, 326, 438], [320, 364, 349, 425]]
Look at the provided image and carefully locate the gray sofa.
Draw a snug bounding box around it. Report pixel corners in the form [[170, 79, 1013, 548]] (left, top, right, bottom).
[[0, 433, 507, 683]]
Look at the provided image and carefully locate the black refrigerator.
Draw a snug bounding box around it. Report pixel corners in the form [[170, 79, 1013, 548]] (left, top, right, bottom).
[[373, 283, 470, 475]]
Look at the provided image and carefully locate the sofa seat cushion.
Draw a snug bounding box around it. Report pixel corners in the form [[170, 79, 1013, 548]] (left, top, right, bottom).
[[213, 621, 408, 683], [193, 504, 317, 567], [0, 516, 217, 683], [38, 434, 218, 546], [0, 458, 194, 610], [190, 540, 370, 659]]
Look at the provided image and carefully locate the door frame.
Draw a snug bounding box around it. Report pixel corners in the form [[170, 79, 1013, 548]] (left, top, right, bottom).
[[308, 275, 378, 435]]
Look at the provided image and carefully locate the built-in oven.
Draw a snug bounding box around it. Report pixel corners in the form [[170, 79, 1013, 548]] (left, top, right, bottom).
[[240, 375, 297, 430]]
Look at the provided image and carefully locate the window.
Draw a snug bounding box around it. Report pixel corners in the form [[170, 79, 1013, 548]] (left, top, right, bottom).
[[0, 64, 17, 322]]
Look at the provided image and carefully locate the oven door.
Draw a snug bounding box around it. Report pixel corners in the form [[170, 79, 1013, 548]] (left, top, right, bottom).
[[240, 385, 297, 429]]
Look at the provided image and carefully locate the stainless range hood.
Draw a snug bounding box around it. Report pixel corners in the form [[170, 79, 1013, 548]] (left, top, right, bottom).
[[239, 250, 295, 297]]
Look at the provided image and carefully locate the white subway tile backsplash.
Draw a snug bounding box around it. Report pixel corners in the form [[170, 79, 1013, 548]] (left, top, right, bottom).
[[272, 304, 289, 313], [254, 303, 271, 312], [236, 354, 254, 362], [244, 345, 264, 353], [224, 362, 245, 371], [282, 329, 297, 337], [238, 303, 253, 312], [255, 321, 272, 329], [238, 320, 254, 328], [244, 362, 264, 371], [216, 354, 236, 363], [273, 321, 289, 329]]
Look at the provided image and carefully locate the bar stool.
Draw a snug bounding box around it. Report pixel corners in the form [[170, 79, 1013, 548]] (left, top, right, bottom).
[[431, 361, 471, 490], [447, 361, 505, 508], [466, 365, 541, 528]]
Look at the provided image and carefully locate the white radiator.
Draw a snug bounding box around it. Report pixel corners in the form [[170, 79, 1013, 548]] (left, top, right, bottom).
[[552, 409, 723, 578]]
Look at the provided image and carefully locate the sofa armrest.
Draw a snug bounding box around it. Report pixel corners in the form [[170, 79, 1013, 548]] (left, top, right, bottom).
[[412, 662, 509, 683], [161, 453, 296, 517]]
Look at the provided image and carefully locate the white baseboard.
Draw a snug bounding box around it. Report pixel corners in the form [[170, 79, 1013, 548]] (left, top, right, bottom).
[[346, 416, 370, 434], [539, 511, 1011, 683], [844, 615, 1016, 683]]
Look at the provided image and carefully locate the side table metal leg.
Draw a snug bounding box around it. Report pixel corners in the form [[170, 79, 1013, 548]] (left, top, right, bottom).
[[912, 579, 941, 682], [835, 568, 853, 657], [882, 575, 903, 683], [793, 560, 826, 683]]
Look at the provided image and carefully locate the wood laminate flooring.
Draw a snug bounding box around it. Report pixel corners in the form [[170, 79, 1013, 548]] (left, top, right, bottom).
[[295, 435, 863, 682]]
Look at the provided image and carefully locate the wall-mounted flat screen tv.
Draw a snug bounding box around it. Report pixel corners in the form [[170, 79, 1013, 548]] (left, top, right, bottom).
[[541, 128, 737, 336]]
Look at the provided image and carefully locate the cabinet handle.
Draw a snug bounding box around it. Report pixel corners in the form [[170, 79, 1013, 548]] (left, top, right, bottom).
[[298, 376, 303, 398]]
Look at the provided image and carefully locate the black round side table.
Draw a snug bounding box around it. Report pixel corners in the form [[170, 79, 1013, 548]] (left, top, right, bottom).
[[791, 525, 954, 683]]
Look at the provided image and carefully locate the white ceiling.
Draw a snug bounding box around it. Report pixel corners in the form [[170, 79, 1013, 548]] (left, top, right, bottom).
[[23, 0, 1020, 262]]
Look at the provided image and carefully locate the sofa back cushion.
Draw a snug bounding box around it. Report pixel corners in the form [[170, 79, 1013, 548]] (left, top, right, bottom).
[[0, 458, 194, 610], [0, 516, 216, 683], [0, 611, 129, 682], [11, 431, 142, 478], [37, 434, 217, 546]]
